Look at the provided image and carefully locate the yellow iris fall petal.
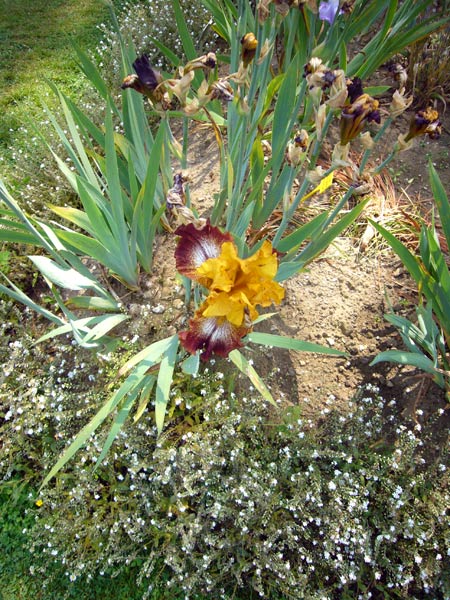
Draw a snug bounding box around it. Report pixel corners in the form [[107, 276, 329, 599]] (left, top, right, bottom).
[[200, 292, 250, 327]]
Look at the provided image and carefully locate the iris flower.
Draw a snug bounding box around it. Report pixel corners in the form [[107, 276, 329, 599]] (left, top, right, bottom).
[[175, 222, 285, 360], [396, 107, 441, 151], [404, 107, 441, 142], [319, 0, 340, 24], [121, 54, 170, 110], [339, 93, 380, 145]]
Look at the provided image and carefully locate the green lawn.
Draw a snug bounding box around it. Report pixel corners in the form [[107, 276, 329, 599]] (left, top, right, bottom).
[[0, 0, 115, 101], [0, 0, 122, 187]]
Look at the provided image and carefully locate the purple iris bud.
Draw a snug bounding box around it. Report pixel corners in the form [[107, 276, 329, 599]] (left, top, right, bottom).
[[319, 0, 340, 24]]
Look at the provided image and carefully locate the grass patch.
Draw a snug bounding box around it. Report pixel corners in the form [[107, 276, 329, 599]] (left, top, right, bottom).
[[0, 0, 114, 103], [0, 0, 123, 189]]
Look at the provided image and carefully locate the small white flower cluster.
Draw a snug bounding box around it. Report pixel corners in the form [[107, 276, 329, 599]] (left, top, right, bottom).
[[93, 0, 214, 90], [12, 376, 448, 599]]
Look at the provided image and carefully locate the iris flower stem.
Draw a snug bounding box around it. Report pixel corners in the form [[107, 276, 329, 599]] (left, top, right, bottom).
[[227, 111, 250, 230], [181, 117, 191, 208], [373, 149, 398, 175], [358, 116, 394, 176], [181, 117, 189, 170], [273, 162, 336, 247], [227, 19, 274, 231], [273, 176, 308, 247], [309, 109, 335, 170], [273, 105, 335, 247]]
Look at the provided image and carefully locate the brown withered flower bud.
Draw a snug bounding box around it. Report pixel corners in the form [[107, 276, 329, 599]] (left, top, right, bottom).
[[274, 0, 293, 17], [257, 0, 272, 23], [241, 33, 258, 67], [340, 1, 355, 13], [183, 52, 217, 74], [404, 107, 441, 142], [339, 93, 381, 145]]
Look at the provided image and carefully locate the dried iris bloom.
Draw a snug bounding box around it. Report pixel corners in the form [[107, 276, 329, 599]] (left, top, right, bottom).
[[314, 103, 327, 140], [388, 62, 408, 88], [306, 165, 326, 185], [301, 0, 318, 11], [274, 0, 294, 16], [267, 0, 318, 17], [303, 57, 325, 84], [166, 71, 195, 106], [293, 129, 310, 151], [241, 33, 258, 67], [257, 0, 272, 23], [286, 129, 310, 166], [326, 70, 348, 108], [339, 93, 381, 145], [183, 77, 233, 116], [346, 77, 364, 103], [208, 79, 234, 102], [389, 88, 413, 119], [183, 52, 217, 74], [303, 58, 347, 106], [359, 131, 374, 150], [331, 141, 350, 167], [123, 52, 218, 111], [166, 173, 186, 209], [128, 54, 162, 91], [340, 0, 355, 13]]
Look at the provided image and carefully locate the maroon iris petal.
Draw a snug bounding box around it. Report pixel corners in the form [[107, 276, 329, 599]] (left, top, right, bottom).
[[367, 109, 381, 124], [179, 316, 249, 361], [347, 77, 363, 103], [132, 55, 161, 90], [175, 221, 233, 280]]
